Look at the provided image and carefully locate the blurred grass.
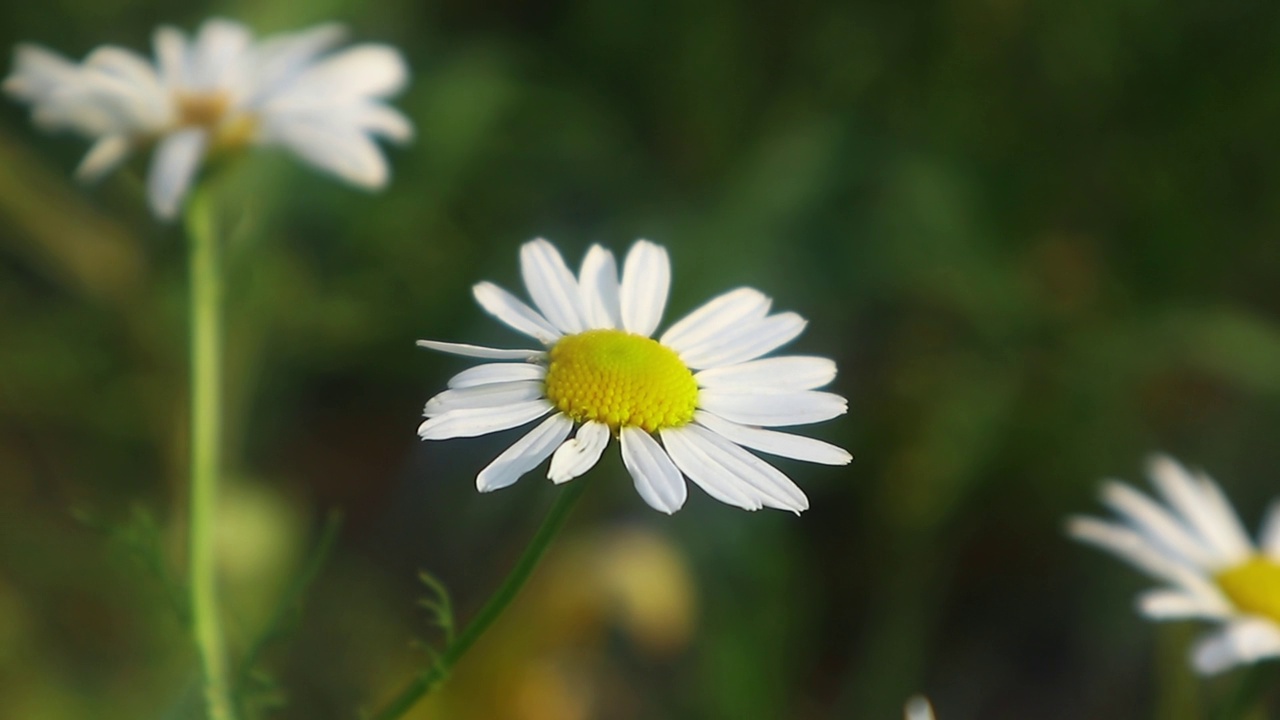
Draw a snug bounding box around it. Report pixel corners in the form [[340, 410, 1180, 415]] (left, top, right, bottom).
[[3, 0, 1280, 718]]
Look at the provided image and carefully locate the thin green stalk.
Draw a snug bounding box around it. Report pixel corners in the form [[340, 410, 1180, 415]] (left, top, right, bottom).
[[186, 187, 235, 720], [369, 481, 590, 720]]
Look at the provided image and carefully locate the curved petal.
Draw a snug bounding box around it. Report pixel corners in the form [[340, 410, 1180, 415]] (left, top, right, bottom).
[[152, 26, 189, 88], [659, 287, 771, 352], [1137, 588, 1231, 620], [472, 281, 561, 344], [662, 424, 808, 513], [269, 117, 389, 189], [1191, 618, 1280, 675], [447, 362, 546, 389], [548, 421, 610, 484], [695, 356, 837, 391], [417, 399, 552, 440], [693, 411, 851, 465], [75, 135, 132, 182], [284, 44, 408, 99], [677, 312, 807, 370], [1148, 455, 1253, 566], [619, 240, 670, 337], [416, 339, 543, 361], [520, 238, 586, 334], [698, 388, 846, 427], [620, 426, 686, 514], [659, 426, 763, 511], [1067, 516, 1224, 601], [147, 128, 207, 220], [1100, 481, 1217, 569], [475, 413, 573, 492], [423, 380, 545, 416], [578, 245, 621, 329]]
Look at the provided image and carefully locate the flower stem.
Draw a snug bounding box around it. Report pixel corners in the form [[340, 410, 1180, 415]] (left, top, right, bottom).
[[185, 187, 235, 720], [369, 481, 590, 720]]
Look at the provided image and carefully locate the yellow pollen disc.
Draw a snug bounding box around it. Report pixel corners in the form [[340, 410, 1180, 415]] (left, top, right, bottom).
[[1215, 556, 1280, 623], [174, 91, 257, 151], [544, 329, 698, 433]]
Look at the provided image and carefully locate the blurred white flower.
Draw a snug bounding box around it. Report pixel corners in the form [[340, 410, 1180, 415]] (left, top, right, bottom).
[[418, 238, 851, 514], [1069, 454, 1280, 674], [4, 18, 412, 219], [904, 696, 936, 720]]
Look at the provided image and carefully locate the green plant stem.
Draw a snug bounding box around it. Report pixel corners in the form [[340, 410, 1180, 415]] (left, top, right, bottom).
[[185, 188, 235, 720], [369, 481, 590, 720]]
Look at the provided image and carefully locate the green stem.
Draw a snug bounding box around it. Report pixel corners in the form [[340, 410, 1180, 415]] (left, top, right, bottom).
[[185, 188, 235, 720], [369, 481, 590, 720]]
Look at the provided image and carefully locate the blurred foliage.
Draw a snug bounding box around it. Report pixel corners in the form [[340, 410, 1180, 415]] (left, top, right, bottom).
[[3, 0, 1280, 719]]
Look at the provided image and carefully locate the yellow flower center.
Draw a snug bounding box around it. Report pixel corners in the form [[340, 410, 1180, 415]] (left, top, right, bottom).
[[1215, 556, 1280, 623], [544, 329, 698, 433], [175, 91, 257, 150]]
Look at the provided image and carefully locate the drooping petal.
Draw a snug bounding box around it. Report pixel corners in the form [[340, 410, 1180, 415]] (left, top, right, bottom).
[[659, 426, 764, 511], [147, 128, 207, 220], [677, 312, 807, 370], [578, 244, 621, 329], [266, 117, 389, 188], [662, 424, 808, 513], [423, 380, 545, 416], [695, 356, 837, 391], [446, 362, 545, 389], [659, 287, 771, 352], [520, 238, 587, 334], [475, 413, 573, 492], [620, 426, 686, 514], [548, 421, 610, 484], [693, 411, 851, 465], [619, 240, 670, 337], [417, 399, 552, 440], [1136, 588, 1232, 620], [472, 281, 561, 343], [698, 388, 846, 427], [1191, 618, 1280, 675], [415, 339, 543, 360], [75, 135, 132, 182]]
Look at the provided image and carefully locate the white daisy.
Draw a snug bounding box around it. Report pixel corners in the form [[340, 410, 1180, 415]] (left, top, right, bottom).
[[3, 18, 411, 219], [1068, 454, 1280, 674], [417, 238, 851, 514]]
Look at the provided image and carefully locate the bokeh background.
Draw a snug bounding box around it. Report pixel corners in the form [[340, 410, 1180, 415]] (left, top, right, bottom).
[[4, 1, 1280, 718]]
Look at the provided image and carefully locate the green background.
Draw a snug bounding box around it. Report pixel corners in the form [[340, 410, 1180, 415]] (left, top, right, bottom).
[[3, 0, 1280, 718]]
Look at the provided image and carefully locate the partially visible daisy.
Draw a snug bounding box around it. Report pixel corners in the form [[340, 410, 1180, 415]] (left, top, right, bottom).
[[1068, 454, 1280, 674], [417, 238, 851, 514], [905, 696, 936, 720], [3, 18, 411, 219]]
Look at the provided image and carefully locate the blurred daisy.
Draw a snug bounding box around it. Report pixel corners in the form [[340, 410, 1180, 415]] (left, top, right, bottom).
[[417, 238, 850, 514], [4, 18, 411, 219], [904, 696, 936, 720], [1069, 455, 1280, 674]]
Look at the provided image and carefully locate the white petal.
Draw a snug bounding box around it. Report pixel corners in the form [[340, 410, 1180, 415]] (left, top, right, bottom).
[[904, 697, 935, 720], [417, 399, 552, 440], [4, 44, 78, 101], [190, 18, 251, 90], [423, 381, 545, 416], [1191, 618, 1280, 675], [350, 102, 414, 142], [75, 135, 132, 182], [83, 47, 167, 118], [248, 23, 346, 101], [660, 287, 771, 352], [152, 27, 189, 88], [659, 426, 764, 511], [447, 363, 546, 389], [147, 129, 207, 220], [471, 281, 561, 344], [693, 411, 851, 465], [662, 424, 808, 513], [1100, 481, 1216, 569], [416, 339, 543, 360], [677, 312, 807, 370], [286, 44, 408, 98], [698, 388, 846, 427], [475, 413, 573, 492], [270, 118, 389, 189], [619, 240, 670, 337], [1137, 589, 1231, 620], [1148, 455, 1253, 566], [619, 426, 687, 514], [1067, 516, 1222, 600], [548, 421, 610, 484], [1260, 500, 1280, 561], [578, 245, 621, 329], [520, 239, 587, 334], [695, 356, 837, 391]]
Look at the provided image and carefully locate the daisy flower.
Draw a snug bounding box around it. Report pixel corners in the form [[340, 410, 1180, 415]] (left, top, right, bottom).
[[3, 18, 411, 219], [1068, 454, 1280, 674], [417, 238, 851, 514]]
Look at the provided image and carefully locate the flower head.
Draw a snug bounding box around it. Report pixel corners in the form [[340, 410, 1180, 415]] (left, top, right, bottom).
[[417, 238, 851, 514], [1069, 454, 1280, 674], [4, 18, 411, 219]]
